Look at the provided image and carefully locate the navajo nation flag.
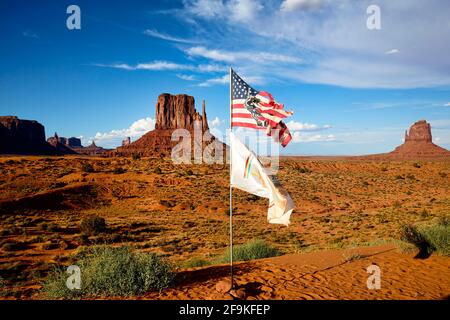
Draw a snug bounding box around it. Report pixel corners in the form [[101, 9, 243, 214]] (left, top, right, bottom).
[[231, 69, 293, 147]]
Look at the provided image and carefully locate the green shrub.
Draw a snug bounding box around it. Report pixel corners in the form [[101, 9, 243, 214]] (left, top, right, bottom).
[[80, 216, 106, 235], [400, 224, 426, 246], [0, 276, 8, 297], [132, 154, 141, 161], [216, 239, 279, 263], [153, 166, 162, 174], [421, 224, 450, 256], [113, 167, 126, 174], [438, 216, 450, 226], [182, 258, 211, 268], [81, 163, 94, 173], [43, 246, 174, 298], [399, 223, 450, 256]]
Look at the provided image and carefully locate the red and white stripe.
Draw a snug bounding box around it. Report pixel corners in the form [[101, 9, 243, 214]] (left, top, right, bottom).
[[231, 92, 293, 147]]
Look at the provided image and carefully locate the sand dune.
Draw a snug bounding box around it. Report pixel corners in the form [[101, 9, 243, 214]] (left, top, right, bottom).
[[145, 245, 449, 300]]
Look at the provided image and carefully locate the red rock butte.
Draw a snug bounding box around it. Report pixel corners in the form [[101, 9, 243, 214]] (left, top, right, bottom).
[[112, 93, 226, 158], [362, 120, 450, 160]]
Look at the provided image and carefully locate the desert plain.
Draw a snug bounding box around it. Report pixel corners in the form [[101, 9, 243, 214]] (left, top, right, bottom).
[[0, 155, 449, 299]]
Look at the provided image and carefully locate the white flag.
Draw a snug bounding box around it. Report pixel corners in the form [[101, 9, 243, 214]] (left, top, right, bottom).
[[230, 132, 295, 226]]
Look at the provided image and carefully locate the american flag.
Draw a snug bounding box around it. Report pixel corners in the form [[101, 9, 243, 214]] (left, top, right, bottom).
[[231, 69, 293, 147]]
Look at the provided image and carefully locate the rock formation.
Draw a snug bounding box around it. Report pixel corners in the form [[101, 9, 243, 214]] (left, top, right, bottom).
[[74, 141, 108, 156], [47, 133, 78, 154], [112, 93, 225, 159], [360, 120, 450, 160], [154, 94, 208, 131], [389, 120, 449, 158], [0, 116, 57, 155], [47, 133, 108, 155], [122, 137, 131, 147]]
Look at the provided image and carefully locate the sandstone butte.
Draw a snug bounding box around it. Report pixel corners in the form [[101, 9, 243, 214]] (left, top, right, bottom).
[[361, 120, 450, 160], [0, 116, 108, 155], [0, 116, 57, 155], [111, 93, 226, 158]]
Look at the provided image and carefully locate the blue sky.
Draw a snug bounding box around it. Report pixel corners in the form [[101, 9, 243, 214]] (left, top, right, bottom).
[[1, 0, 449, 155]]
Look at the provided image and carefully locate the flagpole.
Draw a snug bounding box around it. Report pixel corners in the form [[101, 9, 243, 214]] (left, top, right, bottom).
[[229, 67, 234, 289]]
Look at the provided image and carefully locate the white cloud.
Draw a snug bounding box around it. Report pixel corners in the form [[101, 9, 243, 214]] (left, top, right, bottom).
[[22, 30, 39, 39], [286, 120, 334, 143], [93, 61, 226, 76], [292, 132, 336, 143], [280, 0, 325, 12], [197, 64, 227, 72], [209, 116, 223, 127], [198, 74, 229, 86], [445, 102, 450, 107], [184, 0, 263, 22], [143, 29, 198, 43], [177, 74, 196, 81], [93, 61, 194, 71], [228, 0, 264, 22], [286, 120, 332, 131], [186, 46, 301, 64], [184, 0, 226, 18], [92, 117, 155, 148], [385, 49, 400, 55], [135, 61, 193, 71], [181, 0, 450, 89]]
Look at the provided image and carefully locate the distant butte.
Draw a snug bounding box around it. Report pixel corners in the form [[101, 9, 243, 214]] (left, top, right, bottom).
[[361, 120, 450, 160], [0, 116, 57, 155]]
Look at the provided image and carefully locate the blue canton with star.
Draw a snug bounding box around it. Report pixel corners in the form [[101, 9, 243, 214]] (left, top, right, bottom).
[[231, 69, 259, 100]]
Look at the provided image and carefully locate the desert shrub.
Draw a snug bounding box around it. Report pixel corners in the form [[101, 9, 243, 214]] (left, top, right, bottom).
[[153, 166, 162, 174], [0, 276, 7, 297], [399, 223, 450, 256], [47, 222, 59, 232], [49, 182, 67, 189], [2, 242, 19, 252], [400, 224, 426, 246], [182, 258, 211, 268], [80, 216, 106, 235], [298, 167, 311, 173], [342, 252, 362, 263], [41, 242, 59, 250], [185, 169, 194, 176], [216, 239, 279, 263], [438, 216, 450, 226], [413, 162, 421, 168], [43, 246, 174, 299], [393, 201, 402, 209], [81, 163, 94, 173], [113, 167, 126, 174], [132, 154, 141, 160], [438, 172, 447, 178], [420, 209, 430, 218], [421, 224, 450, 256]]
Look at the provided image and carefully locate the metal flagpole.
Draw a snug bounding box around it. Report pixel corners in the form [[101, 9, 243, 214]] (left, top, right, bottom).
[[229, 67, 233, 289]]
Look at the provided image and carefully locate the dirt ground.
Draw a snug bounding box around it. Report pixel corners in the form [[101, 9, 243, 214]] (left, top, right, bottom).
[[0, 155, 449, 299]]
